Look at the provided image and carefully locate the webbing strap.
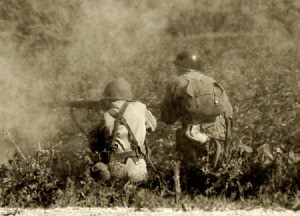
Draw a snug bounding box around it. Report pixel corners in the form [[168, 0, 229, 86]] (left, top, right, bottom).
[[112, 150, 143, 161], [110, 102, 130, 151], [118, 118, 140, 150], [224, 116, 233, 158], [107, 102, 156, 169]]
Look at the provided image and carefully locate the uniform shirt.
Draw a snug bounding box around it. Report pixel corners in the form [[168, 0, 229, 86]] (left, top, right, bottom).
[[161, 71, 233, 140], [103, 100, 157, 154]]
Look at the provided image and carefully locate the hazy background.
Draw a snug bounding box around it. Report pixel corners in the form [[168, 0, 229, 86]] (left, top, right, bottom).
[[0, 0, 299, 164]]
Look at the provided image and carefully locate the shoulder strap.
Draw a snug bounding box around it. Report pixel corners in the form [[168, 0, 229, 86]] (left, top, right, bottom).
[[119, 117, 139, 150], [109, 102, 130, 151], [108, 102, 141, 151]]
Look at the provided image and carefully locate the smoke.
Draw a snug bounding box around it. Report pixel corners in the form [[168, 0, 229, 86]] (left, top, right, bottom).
[[63, 1, 170, 96], [1, 0, 299, 164], [0, 0, 174, 162]]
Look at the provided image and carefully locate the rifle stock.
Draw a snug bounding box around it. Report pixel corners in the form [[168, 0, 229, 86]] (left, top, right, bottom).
[[54, 100, 105, 109], [48, 99, 160, 139], [50, 100, 161, 111]]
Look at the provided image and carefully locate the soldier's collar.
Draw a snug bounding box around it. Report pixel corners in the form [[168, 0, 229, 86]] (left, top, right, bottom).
[[175, 64, 201, 73], [178, 69, 201, 76]]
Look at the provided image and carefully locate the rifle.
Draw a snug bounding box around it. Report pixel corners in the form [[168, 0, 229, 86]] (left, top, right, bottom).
[[54, 100, 106, 110], [52, 99, 161, 110], [51, 99, 160, 138], [50, 100, 107, 138]]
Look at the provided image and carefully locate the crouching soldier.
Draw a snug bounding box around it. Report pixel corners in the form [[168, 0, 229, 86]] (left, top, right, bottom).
[[161, 51, 233, 168], [88, 79, 157, 182]]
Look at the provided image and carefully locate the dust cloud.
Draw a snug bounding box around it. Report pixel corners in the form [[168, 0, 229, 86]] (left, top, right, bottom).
[[1, 0, 298, 164], [0, 0, 183, 163]]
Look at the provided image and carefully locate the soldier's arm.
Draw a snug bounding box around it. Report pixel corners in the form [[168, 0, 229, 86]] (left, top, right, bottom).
[[161, 76, 188, 124], [160, 82, 178, 124], [145, 108, 157, 132], [220, 88, 233, 140], [221, 87, 233, 119], [215, 81, 233, 119], [87, 119, 106, 153]]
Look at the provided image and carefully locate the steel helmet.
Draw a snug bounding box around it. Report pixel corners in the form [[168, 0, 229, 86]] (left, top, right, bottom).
[[173, 50, 204, 71], [102, 79, 133, 101]]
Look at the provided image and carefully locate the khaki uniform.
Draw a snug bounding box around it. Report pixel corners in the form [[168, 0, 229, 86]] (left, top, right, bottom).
[[161, 71, 233, 166], [91, 100, 157, 182]]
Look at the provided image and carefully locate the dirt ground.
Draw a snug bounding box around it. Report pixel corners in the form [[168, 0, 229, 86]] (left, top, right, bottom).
[[0, 207, 298, 216]]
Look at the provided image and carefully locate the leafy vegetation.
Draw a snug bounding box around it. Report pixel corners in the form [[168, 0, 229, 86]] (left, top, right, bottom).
[[0, 0, 299, 210]]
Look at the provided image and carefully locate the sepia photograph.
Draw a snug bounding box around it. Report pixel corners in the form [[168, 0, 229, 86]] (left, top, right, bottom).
[[0, 0, 299, 215]]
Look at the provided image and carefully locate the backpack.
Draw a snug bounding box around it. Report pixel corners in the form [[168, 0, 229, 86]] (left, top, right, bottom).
[[181, 72, 227, 123]]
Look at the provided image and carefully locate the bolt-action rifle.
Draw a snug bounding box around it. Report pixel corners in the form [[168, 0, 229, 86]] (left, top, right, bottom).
[[51, 100, 107, 138], [52, 99, 160, 138], [52, 99, 162, 179], [54, 100, 106, 110]]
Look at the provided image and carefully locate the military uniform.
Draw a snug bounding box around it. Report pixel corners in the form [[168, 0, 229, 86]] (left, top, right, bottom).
[[161, 52, 233, 167], [89, 79, 157, 182]]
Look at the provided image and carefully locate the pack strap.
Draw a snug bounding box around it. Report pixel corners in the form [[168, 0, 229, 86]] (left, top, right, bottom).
[[224, 116, 233, 158], [118, 117, 140, 150], [108, 101, 142, 154], [107, 102, 157, 170], [109, 102, 130, 151]]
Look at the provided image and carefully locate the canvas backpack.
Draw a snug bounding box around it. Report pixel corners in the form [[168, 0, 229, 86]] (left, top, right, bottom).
[[179, 72, 231, 167], [181, 72, 227, 123]]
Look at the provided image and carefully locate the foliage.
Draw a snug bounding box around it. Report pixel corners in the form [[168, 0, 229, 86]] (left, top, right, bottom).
[[0, 152, 63, 207]]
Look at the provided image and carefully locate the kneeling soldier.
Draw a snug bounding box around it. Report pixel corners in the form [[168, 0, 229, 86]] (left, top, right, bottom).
[[88, 79, 157, 182], [161, 51, 233, 168]]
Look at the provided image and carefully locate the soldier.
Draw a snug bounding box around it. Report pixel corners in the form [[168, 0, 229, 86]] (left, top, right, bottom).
[[88, 79, 157, 182], [161, 51, 233, 168]]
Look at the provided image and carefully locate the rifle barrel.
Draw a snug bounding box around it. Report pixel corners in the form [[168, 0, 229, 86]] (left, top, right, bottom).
[[55, 100, 104, 109], [50, 100, 160, 110]]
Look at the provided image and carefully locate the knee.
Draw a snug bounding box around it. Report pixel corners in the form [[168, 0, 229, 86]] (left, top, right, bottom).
[[92, 162, 111, 181], [127, 158, 148, 182]]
